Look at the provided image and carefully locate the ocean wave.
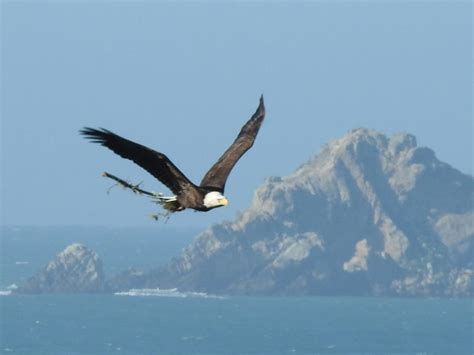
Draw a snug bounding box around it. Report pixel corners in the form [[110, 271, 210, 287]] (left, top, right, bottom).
[[0, 284, 17, 296], [114, 288, 225, 299]]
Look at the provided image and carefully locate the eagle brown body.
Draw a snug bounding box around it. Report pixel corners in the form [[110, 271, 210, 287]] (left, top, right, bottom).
[[80, 96, 265, 213]]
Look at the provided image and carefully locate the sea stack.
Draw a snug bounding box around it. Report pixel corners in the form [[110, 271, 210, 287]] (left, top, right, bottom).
[[17, 243, 106, 294]]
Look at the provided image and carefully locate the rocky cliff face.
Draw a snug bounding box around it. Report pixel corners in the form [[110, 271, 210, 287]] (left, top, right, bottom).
[[17, 243, 106, 293], [147, 129, 473, 296]]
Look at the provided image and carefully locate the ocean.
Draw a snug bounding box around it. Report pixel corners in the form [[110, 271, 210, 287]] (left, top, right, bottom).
[[2, 294, 472, 354], [1, 227, 473, 354]]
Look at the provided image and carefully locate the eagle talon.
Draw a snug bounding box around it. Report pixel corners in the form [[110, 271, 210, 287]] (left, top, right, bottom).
[[152, 194, 182, 213]]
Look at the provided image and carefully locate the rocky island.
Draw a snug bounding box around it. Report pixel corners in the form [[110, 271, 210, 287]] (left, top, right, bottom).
[[17, 243, 106, 293], [17, 129, 474, 296]]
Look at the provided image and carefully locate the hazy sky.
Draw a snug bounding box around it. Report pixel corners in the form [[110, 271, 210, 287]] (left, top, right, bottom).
[[1, 1, 471, 227]]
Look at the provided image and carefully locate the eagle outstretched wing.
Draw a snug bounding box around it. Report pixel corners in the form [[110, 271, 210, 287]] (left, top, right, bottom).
[[199, 95, 265, 192], [80, 127, 195, 195]]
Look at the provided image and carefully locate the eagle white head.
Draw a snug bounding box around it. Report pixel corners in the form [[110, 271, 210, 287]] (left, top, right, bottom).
[[203, 191, 228, 209]]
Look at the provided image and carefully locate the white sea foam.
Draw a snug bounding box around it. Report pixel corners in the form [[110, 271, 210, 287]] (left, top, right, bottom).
[[181, 335, 205, 341], [114, 288, 225, 299], [0, 284, 19, 296]]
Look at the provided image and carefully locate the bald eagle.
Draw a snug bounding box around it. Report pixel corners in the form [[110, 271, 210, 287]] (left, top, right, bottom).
[[80, 96, 265, 213]]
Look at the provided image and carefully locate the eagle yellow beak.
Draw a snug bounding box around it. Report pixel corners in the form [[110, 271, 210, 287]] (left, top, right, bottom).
[[219, 198, 229, 206]]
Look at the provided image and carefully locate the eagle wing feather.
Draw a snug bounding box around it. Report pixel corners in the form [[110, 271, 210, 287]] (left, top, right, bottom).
[[80, 127, 195, 195], [200, 95, 265, 191]]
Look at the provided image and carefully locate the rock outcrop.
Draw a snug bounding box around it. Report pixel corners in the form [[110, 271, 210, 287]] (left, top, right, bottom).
[[143, 129, 473, 296], [17, 243, 106, 293], [16, 129, 474, 297]]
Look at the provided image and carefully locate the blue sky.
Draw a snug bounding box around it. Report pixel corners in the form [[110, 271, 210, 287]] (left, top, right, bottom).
[[1, 1, 471, 227]]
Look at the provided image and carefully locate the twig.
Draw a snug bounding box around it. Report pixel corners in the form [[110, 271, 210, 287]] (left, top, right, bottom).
[[102, 172, 156, 197], [149, 212, 172, 223], [100, 171, 181, 219]]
